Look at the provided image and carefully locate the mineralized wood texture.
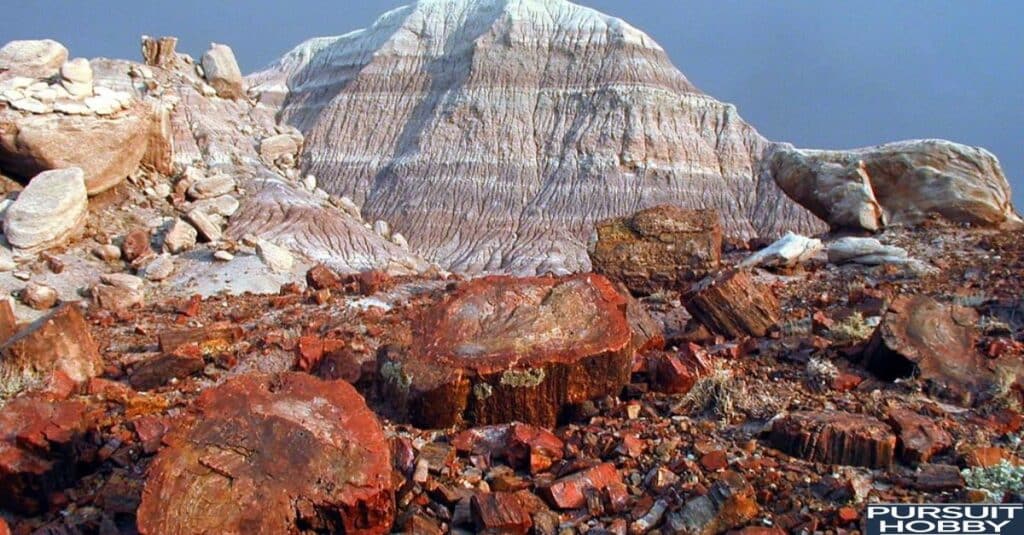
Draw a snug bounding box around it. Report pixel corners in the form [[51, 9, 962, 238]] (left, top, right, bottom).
[[251, 0, 824, 274], [683, 269, 780, 338], [137, 372, 394, 535], [768, 411, 896, 468], [380, 274, 633, 428]]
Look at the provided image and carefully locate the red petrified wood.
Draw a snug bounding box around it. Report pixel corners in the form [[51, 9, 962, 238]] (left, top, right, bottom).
[[472, 492, 532, 534], [539, 462, 622, 510], [683, 269, 780, 338], [137, 372, 395, 535], [379, 274, 634, 429], [0, 303, 103, 401], [768, 411, 896, 468], [887, 408, 953, 464]]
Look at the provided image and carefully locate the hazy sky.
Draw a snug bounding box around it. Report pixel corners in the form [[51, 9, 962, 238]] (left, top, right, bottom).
[[5, 1, 1022, 207]]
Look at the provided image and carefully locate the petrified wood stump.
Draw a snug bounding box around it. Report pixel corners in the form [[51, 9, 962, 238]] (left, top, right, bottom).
[[863, 295, 992, 404], [137, 373, 394, 535], [768, 411, 896, 468], [380, 274, 633, 429], [683, 269, 780, 338]]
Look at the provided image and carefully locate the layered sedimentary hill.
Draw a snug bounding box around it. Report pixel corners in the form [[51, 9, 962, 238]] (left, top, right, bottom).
[[250, 0, 824, 274]]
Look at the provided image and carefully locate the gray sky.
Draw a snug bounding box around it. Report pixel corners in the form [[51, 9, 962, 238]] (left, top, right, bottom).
[[5, 1, 1022, 207]]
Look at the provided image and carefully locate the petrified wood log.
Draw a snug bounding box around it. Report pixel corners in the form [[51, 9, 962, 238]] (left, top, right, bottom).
[[683, 269, 780, 338], [137, 373, 394, 535], [767, 411, 896, 468], [157, 322, 242, 354], [379, 274, 633, 429], [887, 408, 953, 465], [863, 295, 993, 404]]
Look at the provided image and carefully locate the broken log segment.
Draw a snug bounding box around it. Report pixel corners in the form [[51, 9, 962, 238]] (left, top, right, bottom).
[[137, 372, 395, 535], [767, 410, 896, 468], [683, 268, 780, 338], [379, 274, 634, 429], [157, 322, 242, 354]]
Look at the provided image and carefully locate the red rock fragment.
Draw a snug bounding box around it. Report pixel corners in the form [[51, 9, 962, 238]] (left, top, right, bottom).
[[157, 322, 242, 354], [505, 423, 564, 475], [0, 396, 101, 515], [121, 229, 153, 262], [306, 264, 341, 290], [911, 463, 964, 491], [472, 492, 532, 534], [0, 517, 9, 535], [675, 471, 758, 535], [887, 408, 953, 464], [137, 373, 394, 535], [0, 303, 102, 401], [128, 345, 205, 390], [295, 335, 324, 372], [863, 296, 994, 404], [700, 450, 729, 472], [963, 446, 1022, 468], [648, 347, 713, 395], [539, 462, 621, 510], [0, 298, 17, 345], [683, 269, 780, 338], [831, 371, 863, 392], [768, 411, 896, 468], [380, 274, 633, 428], [836, 506, 859, 524], [132, 416, 170, 454]]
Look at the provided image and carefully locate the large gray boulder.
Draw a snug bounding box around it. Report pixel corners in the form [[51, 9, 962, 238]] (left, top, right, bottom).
[[768, 139, 1022, 231], [200, 43, 244, 99], [3, 167, 88, 252], [0, 39, 68, 79]]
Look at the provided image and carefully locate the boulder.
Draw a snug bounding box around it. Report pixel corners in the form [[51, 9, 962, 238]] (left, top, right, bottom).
[[3, 167, 87, 252], [186, 174, 236, 200], [769, 140, 1023, 231], [259, 134, 298, 163], [683, 269, 780, 338], [0, 40, 68, 79], [0, 101, 154, 194], [768, 411, 896, 468], [121, 228, 153, 262], [20, 280, 58, 310], [136, 373, 395, 535], [380, 274, 633, 428], [863, 296, 994, 404], [162, 218, 197, 253], [141, 254, 175, 281], [0, 304, 103, 401], [739, 232, 823, 269], [200, 43, 244, 99], [589, 205, 722, 295], [255, 238, 293, 273]]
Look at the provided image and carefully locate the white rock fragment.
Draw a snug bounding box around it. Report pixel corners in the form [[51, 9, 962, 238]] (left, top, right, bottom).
[[3, 168, 88, 252], [21, 280, 58, 310], [187, 209, 223, 242], [60, 57, 93, 97], [200, 43, 244, 99], [163, 218, 197, 253], [255, 238, 293, 273], [0, 246, 16, 272], [213, 250, 234, 262], [373, 220, 391, 239], [827, 237, 909, 265], [740, 232, 823, 269], [141, 254, 175, 281], [391, 232, 409, 250], [187, 174, 236, 200]]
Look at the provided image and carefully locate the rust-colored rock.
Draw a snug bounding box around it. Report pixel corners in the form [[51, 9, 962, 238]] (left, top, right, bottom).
[[683, 269, 780, 338], [472, 492, 532, 534], [887, 408, 953, 465], [0, 299, 17, 345], [121, 229, 153, 262], [306, 264, 341, 290], [380, 274, 633, 428], [675, 471, 758, 535], [0, 304, 102, 401], [505, 423, 564, 475], [157, 322, 242, 354], [141, 36, 179, 67], [589, 205, 722, 295], [768, 411, 896, 468], [625, 292, 665, 355], [648, 347, 714, 395], [0, 396, 101, 515], [137, 372, 395, 535], [128, 345, 205, 391], [540, 462, 621, 510], [864, 296, 993, 404]]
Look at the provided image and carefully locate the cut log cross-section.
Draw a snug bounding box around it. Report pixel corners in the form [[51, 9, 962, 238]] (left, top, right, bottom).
[[137, 372, 395, 535], [380, 274, 634, 429], [683, 269, 781, 338]]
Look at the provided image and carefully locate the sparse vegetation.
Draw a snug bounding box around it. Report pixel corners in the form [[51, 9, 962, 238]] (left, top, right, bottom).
[[962, 435, 1024, 501], [829, 312, 875, 344], [805, 357, 839, 392], [675, 369, 740, 419]]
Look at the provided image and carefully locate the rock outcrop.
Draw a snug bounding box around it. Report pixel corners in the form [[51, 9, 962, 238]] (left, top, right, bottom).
[[768, 140, 1022, 231], [200, 43, 244, 99], [251, 0, 823, 274], [137, 373, 395, 534], [0, 40, 67, 79], [3, 167, 88, 252]]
